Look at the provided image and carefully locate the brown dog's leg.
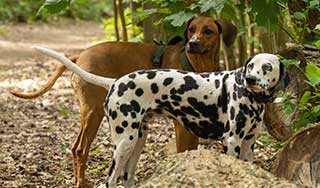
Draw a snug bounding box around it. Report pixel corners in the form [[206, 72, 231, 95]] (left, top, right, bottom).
[[76, 107, 104, 188], [71, 125, 82, 184], [72, 80, 107, 188], [174, 121, 199, 152], [74, 103, 105, 188]]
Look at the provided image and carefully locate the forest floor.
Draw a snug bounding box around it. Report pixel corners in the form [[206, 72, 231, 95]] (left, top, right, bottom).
[[0, 19, 280, 188]]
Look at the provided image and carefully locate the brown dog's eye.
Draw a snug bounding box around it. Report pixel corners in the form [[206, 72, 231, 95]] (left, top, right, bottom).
[[189, 27, 195, 33], [204, 28, 213, 35]]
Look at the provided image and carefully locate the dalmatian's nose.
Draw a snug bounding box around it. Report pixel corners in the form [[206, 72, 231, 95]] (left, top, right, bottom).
[[245, 75, 257, 85]]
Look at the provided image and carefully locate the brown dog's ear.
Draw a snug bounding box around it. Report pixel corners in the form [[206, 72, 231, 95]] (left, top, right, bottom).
[[184, 17, 195, 44], [215, 18, 238, 47], [214, 20, 222, 34]]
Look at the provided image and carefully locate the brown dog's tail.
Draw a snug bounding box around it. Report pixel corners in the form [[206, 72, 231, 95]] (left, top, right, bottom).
[[10, 54, 79, 99], [34, 46, 115, 90]]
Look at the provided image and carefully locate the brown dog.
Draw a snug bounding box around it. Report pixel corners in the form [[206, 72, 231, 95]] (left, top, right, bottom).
[[11, 16, 237, 188]]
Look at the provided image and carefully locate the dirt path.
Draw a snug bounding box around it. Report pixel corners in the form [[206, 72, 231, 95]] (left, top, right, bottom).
[[0, 20, 278, 188], [0, 19, 176, 188], [0, 19, 106, 188]]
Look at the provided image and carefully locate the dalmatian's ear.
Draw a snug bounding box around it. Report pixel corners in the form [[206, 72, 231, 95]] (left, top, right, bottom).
[[184, 17, 195, 44], [278, 61, 290, 90], [243, 56, 254, 74], [235, 56, 253, 85]]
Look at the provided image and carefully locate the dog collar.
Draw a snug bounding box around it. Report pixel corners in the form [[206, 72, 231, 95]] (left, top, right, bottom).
[[179, 47, 195, 71], [250, 91, 275, 103]]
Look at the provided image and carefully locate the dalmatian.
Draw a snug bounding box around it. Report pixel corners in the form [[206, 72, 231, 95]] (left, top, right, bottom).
[[34, 47, 289, 188]]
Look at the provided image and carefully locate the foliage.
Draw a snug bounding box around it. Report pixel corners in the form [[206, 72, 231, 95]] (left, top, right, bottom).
[[275, 60, 320, 132], [89, 163, 107, 173], [102, 7, 144, 42], [287, 0, 320, 44], [0, 0, 110, 23], [37, 0, 72, 15]]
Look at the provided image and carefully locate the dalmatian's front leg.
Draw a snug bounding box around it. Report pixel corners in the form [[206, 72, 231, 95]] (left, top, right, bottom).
[[222, 132, 243, 159], [240, 121, 263, 161], [107, 134, 139, 188], [121, 123, 148, 188]]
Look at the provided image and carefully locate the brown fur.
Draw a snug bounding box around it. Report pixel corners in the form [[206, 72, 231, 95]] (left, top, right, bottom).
[[10, 16, 237, 188]]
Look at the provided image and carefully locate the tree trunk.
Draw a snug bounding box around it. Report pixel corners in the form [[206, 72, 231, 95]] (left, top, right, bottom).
[[237, 9, 247, 66], [275, 30, 289, 51], [258, 27, 276, 53], [264, 46, 310, 141], [275, 124, 320, 187], [222, 43, 237, 70], [118, 0, 128, 41], [249, 15, 255, 57], [113, 0, 120, 41], [130, 1, 140, 38], [142, 2, 153, 43]]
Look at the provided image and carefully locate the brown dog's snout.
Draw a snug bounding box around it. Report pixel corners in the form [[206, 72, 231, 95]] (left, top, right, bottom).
[[188, 40, 199, 48], [187, 39, 205, 54]]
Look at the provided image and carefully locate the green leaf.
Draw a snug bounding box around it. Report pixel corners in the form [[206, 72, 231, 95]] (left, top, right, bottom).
[[198, 0, 228, 14], [299, 91, 311, 105], [220, 2, 237, 21], [60, 144, 67, 154], [89, 163, 106, 173], [306, 63, 320, 86], [91, 147, 101, 155], [314, 92, 320, 98], [293, 12, 306, 21], [60, 108, 69, 116], [314, 39, 320, 48], [130, 8, 157, 21], [164, 11, 195, 27], [56, 174, 66, 180], [283, 102, 295, 114], [309, 0, 319, 9], [37, 0, 71, 15], [251, 0, 279, 31], [311, 104, 320, 115], [157, 8, 171, 14], [281, 59, 300, 68]]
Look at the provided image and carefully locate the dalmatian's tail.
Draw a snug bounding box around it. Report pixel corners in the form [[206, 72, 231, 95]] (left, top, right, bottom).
[[34, 46, 115, 90]]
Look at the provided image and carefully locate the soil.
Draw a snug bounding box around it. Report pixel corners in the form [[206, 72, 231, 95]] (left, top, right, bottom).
[[0, 20, 281, 188]]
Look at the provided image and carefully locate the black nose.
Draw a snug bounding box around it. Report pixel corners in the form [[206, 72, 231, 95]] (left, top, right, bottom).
[[189, 41, 199, 48], [245, 75, 257, 85]]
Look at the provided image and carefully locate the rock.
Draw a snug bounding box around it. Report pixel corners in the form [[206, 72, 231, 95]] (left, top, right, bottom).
[[138, 149, 296, 188]]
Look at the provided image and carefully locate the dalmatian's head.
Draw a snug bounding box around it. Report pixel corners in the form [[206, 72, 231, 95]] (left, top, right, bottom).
[[243, 53, 289, 94]]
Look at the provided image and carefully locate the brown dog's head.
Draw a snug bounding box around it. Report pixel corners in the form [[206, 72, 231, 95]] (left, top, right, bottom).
[[184, 16, 237, 54]]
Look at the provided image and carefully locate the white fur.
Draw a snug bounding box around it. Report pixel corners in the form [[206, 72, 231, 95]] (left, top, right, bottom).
[[34, 46, 115, 90]]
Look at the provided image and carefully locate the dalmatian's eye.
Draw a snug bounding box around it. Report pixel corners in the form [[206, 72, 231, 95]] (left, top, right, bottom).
[[204, 28, 213, 35], [247, 63, 254, 71], [262, 63, 273, 72]]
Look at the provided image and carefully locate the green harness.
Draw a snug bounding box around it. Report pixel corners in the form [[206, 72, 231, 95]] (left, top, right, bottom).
[[179, 47, 195, 71], [152, 37, 195, 72]]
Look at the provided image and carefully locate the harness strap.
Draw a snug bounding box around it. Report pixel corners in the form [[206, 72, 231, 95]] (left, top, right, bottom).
[[152, 36, 183, 69], [179, 47, 195, 71], [152, 45, 166, 69]]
